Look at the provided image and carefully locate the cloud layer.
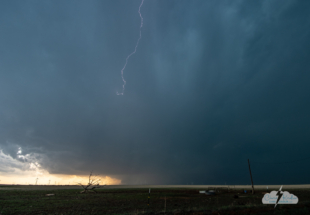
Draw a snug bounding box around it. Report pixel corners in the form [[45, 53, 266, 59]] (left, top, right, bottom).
[[1, 0, 310, 185]]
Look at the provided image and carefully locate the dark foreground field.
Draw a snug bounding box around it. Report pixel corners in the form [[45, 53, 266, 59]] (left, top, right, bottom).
[[0, 186, 309, 215]]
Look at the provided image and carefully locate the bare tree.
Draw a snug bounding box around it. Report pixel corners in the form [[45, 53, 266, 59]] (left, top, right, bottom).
[[78, 171, 106, 193]]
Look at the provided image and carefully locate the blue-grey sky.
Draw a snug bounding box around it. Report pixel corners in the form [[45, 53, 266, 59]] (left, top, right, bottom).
[[1, 0, 310, 185]]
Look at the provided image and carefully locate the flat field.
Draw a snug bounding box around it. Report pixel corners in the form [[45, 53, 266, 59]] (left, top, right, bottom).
[[0, 185, 309, 214]]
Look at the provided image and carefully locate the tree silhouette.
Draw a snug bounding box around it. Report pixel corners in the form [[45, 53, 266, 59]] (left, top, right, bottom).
[[78, 171, 105, 193]]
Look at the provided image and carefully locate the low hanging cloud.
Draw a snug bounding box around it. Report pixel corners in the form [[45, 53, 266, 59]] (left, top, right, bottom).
[[0, 145, 121, 185], [0, 145, 47, 181]]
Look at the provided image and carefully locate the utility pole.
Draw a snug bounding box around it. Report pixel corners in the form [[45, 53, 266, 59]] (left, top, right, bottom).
[[248, 159, 254, 194], [147, 189, 151, 206]]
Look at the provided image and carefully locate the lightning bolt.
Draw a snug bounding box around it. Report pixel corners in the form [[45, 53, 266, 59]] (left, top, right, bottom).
[[274, 185, 283, 208], [117, 0, 144, 96]]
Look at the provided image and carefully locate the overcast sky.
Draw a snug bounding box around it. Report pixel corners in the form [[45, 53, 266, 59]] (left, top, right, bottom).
[[1, 0, 310, 185]]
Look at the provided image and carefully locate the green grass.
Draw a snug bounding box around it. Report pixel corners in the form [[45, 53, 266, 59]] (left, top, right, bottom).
[[0, 187, 309, 214]]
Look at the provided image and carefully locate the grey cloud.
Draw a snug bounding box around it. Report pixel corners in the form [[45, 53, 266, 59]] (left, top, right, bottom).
[[0, 0, 310, 185]]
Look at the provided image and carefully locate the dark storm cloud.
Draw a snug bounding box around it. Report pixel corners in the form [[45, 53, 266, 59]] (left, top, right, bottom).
[[1, 0, 310, 185]]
